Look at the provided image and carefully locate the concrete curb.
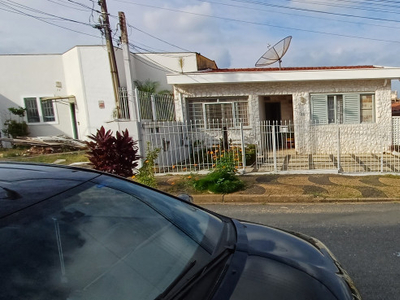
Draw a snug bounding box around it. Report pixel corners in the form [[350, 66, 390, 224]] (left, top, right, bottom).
[[192, 194, 400, 204]]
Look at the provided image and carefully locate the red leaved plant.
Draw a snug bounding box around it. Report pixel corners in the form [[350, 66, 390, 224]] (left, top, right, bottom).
[[86, 126, 139, 177]]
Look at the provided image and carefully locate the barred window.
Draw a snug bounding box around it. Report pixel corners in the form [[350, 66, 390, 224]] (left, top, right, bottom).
[[40, 99, 55, 122], [24, 97, 40, 123], [187, 97, 249, 128], [23, 97, 56, 123]]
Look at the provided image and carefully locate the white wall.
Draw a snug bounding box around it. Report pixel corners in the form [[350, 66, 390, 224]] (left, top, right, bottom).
[[132, 53, 198, 92], [0, 47, 201, 142], [69, 46, 117, 138], [173, 79, 392, 153], [0, 54, 72, 137]]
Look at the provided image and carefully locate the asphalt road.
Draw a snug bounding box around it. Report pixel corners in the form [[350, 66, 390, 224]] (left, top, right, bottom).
[[202, 202, 400, 300]]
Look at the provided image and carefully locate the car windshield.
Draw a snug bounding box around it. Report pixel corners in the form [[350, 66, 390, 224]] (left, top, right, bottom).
[[0, 174, 225, 300]]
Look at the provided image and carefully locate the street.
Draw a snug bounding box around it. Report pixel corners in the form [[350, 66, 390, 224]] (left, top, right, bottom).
[[202, 203, 400, 300]]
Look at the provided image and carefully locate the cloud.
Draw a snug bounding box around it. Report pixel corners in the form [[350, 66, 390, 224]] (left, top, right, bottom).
[[207, 48, 232, 68], [143, 2, 217, 37]]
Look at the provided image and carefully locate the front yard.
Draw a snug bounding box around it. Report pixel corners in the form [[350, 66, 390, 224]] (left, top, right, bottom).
[[0, 147, 88, 165]]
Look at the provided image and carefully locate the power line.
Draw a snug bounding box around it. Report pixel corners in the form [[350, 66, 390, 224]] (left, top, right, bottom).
[[114, 1, 400, 44], [108, 12, 193, 52], [1, 0, 92, 25], [285, 0, 400, 14], [201, 0, 400, 30], [0, 0, 100, 38], [45, 0, 89, 12], [224, 0, 400, 23]]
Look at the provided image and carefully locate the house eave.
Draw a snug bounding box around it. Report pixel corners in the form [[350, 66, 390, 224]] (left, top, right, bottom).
[[167, 67, 400, 85]]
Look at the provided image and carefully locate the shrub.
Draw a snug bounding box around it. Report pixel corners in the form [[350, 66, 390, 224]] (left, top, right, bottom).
[[3, 120, 29, 138], [2, 107, 29, 138], [135, 143, 160, 188], [86, 126, 139, 177], [245, 144, 256, 166], [194, 149, 244, 194]]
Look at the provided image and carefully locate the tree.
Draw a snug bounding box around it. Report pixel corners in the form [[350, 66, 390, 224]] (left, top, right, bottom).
[[134, 79, 171, 95]]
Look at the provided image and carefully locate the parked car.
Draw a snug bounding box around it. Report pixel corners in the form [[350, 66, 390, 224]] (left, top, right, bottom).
[[0, 162, 361, 300]]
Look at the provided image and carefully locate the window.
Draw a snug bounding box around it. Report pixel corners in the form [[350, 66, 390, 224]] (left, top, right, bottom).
[[188, 97, 249, 128], [24, 97, 40, 123], [40, 99, 55, 122], [360, 94, 374, 123], [23, 97, 56, 123], [327, 95, 343, 124], [311, 93, 375, 124], [0, 175, 224, 300]]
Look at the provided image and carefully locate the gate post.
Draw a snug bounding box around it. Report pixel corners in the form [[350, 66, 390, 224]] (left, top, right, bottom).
[[240, 122, 246, 173], [272, 124, 277, 172], [337, 126, 341, 173], [151, 94, 157, 121]]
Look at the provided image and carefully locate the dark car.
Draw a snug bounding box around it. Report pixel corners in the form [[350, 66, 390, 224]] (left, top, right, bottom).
[[0, 162, 361, 300]]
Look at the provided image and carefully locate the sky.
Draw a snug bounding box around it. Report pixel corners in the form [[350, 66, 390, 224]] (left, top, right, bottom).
[[1, 0, 400, 75]]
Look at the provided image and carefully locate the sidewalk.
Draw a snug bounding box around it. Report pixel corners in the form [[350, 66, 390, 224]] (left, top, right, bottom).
[[155, 174, 400, 204]]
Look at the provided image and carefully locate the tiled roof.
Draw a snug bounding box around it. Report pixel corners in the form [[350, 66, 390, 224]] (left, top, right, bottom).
[[204, 65, 378, 73], [392, 101, 400, 112]]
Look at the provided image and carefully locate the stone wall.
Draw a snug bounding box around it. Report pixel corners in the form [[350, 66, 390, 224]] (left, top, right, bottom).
[[173, 79, 392, 153]]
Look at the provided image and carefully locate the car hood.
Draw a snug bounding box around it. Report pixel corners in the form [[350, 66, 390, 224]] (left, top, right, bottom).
[[234, 221, 360, 300]]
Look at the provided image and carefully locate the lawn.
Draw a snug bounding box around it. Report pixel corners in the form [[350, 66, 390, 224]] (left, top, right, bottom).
[[0, 147, 89, 165]]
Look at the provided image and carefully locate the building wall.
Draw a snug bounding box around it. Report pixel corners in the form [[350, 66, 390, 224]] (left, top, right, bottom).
[[72, 46, 117, 138], [0, 54, 72, 138], [132, 53, 198, 92], [173, 79, 392, 153]]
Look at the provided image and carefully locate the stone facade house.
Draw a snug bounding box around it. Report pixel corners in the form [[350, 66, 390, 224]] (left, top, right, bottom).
[[167, 66, 400, 154]]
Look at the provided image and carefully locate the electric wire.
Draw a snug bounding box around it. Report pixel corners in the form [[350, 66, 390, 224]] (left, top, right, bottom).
[[200, 0, 400, 30], [222, 0, 400, 23], [113, 1, 400, 44]]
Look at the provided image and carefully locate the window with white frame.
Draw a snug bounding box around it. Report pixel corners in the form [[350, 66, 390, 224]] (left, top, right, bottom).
[[24, 97, 56, 124], [187, 97, 249, 128], [311, 93, 375, 124]]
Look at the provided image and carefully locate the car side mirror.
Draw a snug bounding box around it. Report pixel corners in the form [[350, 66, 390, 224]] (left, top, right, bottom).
[[177, 193, 193, 203]]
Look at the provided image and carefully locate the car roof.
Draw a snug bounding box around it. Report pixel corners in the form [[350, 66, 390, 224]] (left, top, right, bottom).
[[0, 163, 100, 218]]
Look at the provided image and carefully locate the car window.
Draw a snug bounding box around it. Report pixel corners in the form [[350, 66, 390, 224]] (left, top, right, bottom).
[[0, 177, 224, 300], [92, 175, 224, 253]]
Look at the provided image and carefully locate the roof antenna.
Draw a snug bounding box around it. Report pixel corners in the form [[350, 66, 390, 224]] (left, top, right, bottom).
[[255, 36, 292, 69]]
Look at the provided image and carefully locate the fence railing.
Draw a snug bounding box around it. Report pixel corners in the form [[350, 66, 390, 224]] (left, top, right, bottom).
[[118, 88, 175, 121], [137, 90, 175, 121], [141, 120, 247, 173], [139, 119, 400, 174], [256, 120, 396, 173]]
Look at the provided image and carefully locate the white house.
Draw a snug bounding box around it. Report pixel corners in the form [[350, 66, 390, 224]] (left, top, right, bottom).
[[0, 45, 217, 141], [167, 66, 400, 154]]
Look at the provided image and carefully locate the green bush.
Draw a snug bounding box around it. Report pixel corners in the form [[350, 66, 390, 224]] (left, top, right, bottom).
[[194, 149, 244, 194], [3, 120, 29, 138], [86, 126, 139, 177], [2, 107, 29, 138], [135, 143, 160, 188]]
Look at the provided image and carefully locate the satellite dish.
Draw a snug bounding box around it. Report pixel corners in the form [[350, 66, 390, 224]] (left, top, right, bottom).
[[255, 36, 292, 69]]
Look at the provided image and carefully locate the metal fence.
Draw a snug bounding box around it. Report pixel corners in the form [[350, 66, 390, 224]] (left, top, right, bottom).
[[138, 118, 400, 174], [141, 120, 247, 173], [137, 90, 175, 121], [256, 120, 400, 173], [118, 88, 175, 121]]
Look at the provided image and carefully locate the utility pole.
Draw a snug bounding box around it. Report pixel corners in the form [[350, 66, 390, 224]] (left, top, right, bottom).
[[119, 11, 144, 167], [98, 0, 121, 118]]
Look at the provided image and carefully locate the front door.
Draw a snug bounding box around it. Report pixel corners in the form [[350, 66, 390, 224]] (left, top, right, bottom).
[[265, 102, 281, 122]]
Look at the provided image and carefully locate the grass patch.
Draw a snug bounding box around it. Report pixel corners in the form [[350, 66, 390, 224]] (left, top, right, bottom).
[[0, 150, 88, 165]]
